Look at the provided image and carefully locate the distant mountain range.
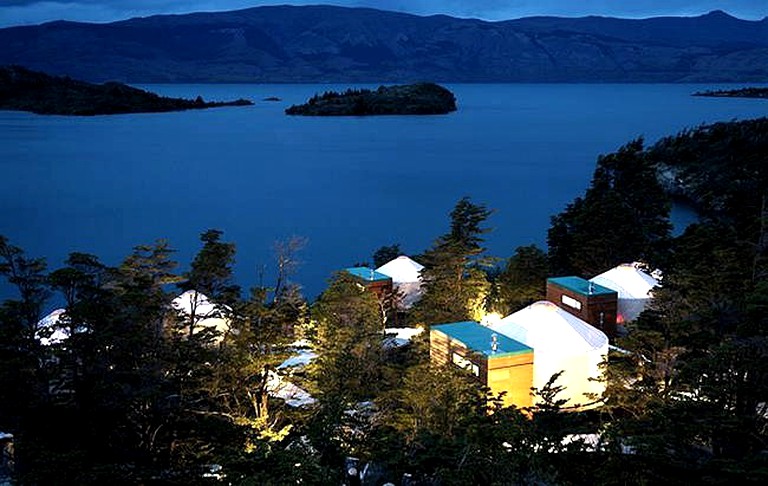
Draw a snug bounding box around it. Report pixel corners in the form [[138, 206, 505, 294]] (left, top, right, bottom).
[[1, 5, 766, 83]]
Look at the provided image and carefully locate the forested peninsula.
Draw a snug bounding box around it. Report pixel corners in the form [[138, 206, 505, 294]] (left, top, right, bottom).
[[285, 83, 457, 116], [0, 65, 253, 115], [2, 118, 768, 484], [694, 87, 768, 99]]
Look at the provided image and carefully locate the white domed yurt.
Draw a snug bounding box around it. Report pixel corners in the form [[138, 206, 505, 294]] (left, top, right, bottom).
[[376, 255, 425, 309], [590, 263, 660, 324], [171, 290, 231, 342], [36, 308, 70, 346], [490, 301, 609, 409]]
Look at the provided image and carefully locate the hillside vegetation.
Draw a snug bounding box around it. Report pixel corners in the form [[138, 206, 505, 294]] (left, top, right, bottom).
[[0, 6, 766, 82], [0, 65, 252, 115], [2, 118, 768, 483], [285, 83, 457, 116], [694, 87, 768, 99]]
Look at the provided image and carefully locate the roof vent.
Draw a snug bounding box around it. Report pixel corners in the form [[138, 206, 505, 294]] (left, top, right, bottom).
[[491, 333, 498, 353]]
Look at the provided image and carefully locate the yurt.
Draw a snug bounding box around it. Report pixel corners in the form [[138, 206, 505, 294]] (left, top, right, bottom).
[[171, 290, 231, 342], [36, 308, 70, 345], [491, 301, 609, 409], [375, 255, 425, 309], [590, 263, 660, 324]]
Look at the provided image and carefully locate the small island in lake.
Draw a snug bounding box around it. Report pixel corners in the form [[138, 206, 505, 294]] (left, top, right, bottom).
[[693, 87, 768, 99], [285, 83, 457, 116], [0, 65, 253, 116]]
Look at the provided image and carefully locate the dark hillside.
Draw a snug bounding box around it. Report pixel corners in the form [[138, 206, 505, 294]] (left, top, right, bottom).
[[0, 6, 766, 83], [0, 65, 252, 115], [650, 118, 768, 235], [285, 83, 457, 116]]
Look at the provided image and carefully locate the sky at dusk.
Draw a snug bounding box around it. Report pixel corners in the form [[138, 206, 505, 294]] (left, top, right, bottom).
[[1, 1, 768, 28]]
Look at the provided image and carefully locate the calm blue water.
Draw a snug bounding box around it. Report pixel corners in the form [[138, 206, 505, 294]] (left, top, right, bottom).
[[1, 84, 766, 302]]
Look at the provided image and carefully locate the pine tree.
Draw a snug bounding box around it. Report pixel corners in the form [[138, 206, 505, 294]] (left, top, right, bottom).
[[491, 244, 548, 315], [548, 139, 672, 276], [0, 235, 50, 331], [0, 237, 51, 480], [307, 272, 385, 469], [372, 243, 402, 268], [413, 197, 493, 326], [182, 229, 238, 301]]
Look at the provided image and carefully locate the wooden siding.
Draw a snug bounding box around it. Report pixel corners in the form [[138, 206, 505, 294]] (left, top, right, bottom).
[[546, 281, 618, 339], [363, 278, 393, 299], [430, 329, 534, 409], [487, 356, 534, 409], [430, 329, 488, 383]]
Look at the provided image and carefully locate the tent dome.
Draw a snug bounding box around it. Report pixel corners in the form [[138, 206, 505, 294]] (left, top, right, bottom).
[[171, 290, 230, 342], [172, 289, 220, 316], [36, 308, 70, 345], [376, 255, 424, 283], [376, 256, 425, 309], [590, 262, 659, 300], [493, 301, 608, 354], [491, 301, 608, 408], [590, 263, 660, 322]]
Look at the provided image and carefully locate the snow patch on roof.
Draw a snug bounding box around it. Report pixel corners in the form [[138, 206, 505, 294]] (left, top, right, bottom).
[[383, 326, 423, 348], [278, 349, 318, 369], [266, 371, 315, 407]]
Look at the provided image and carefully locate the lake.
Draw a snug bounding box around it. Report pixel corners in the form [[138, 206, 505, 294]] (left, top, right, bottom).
[[1, 84, 766, 302]]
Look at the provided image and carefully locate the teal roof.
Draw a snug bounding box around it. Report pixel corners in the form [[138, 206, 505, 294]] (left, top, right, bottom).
[[345, 267, 391, 282], [548, 276, 616, 297], [432, 321, 532, 358]]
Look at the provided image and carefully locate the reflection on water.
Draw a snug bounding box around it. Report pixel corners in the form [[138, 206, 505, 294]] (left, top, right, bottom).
[[1, 83, 766, 300], [670, 201, 700, 236]]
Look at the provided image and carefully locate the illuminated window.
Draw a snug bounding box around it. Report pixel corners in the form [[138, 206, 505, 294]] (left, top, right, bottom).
[[452, 352, 479, 376], [561, 294, 582, 310]]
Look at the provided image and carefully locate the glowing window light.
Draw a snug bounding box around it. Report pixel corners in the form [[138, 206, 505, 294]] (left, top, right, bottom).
[[561, 295, 582, 310], [452, 352, 480, 376]]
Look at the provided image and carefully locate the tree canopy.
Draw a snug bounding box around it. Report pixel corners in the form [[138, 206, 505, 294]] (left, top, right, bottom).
[[548, 139, 672, 276], [2, 118, 768, 484], [412, 197, 493, 326]]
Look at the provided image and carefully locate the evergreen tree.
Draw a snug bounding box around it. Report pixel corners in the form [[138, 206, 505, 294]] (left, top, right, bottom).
[[311, 273, 384, 402], [490, 244, 548, 315], [371, 363, 533, 485], [177, 229, 239, 340], [180, 229, 239, 301], [413, 197, 493, 326], [0, 237, 50, 481], [308, 272, 385, 469], [0, 235, 50, 331], [548, 139, 672, 276], [372, 243, 402, 268]]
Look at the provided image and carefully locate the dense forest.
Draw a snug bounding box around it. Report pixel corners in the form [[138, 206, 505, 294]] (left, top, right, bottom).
[[0, 66, 253, 116], [2, 118, 768, 484], [694, 87, 768, 99], [285, 83, 457, 116]]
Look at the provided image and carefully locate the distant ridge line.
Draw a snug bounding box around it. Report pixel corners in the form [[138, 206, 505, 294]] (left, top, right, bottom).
[[0, 4, 766, 83]]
